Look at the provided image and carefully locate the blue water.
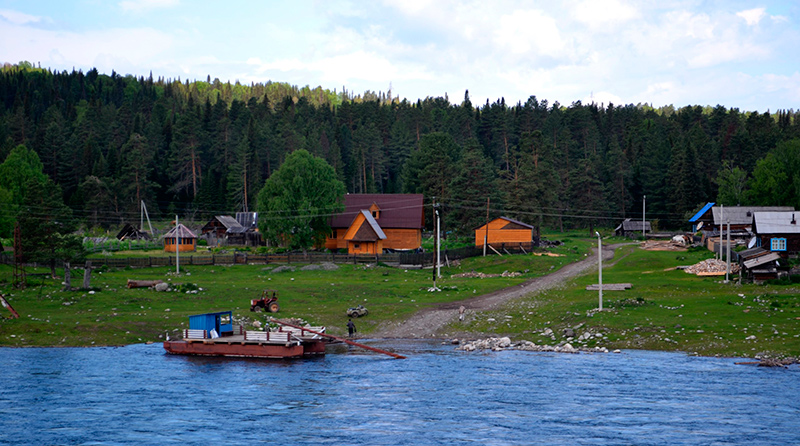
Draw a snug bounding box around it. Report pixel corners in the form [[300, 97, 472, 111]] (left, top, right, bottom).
[[1, 341, 799, 445]]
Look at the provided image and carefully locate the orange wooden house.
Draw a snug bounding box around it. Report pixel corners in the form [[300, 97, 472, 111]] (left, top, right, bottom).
[[326, 194, 425, 254], [163, 223, 197, 253], [474, 217, 535, 246]]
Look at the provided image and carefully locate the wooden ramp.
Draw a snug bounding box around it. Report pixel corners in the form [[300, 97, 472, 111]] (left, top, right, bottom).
[[586, 283, 632, 291]]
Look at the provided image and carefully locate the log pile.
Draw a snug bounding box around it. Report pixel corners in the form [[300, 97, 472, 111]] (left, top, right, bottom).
[[451, 270, 522, 279], [640, 240, 688, 251]]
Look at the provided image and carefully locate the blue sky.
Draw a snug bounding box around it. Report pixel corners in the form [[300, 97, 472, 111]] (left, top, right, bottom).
[[1, 0, 798, 112]]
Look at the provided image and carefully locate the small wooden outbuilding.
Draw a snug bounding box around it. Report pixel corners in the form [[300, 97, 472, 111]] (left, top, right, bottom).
[[116, 223, 151, 241], [342, 210, 387, 255], [474, 217, 535, 247], [163, 224, 197, 253], [614, 218, 651, 238]]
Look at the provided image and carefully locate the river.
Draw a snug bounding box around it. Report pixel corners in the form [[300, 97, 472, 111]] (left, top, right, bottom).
[[1, 341, 798, 445]]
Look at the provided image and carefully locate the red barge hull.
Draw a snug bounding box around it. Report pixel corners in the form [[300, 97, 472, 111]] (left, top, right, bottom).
[[163, 339, 327, 359]]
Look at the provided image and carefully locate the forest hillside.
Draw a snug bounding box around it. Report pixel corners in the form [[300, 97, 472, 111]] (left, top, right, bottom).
[[1, 62, 799, 238]]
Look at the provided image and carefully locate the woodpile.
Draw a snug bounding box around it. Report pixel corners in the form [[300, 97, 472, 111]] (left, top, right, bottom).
[[451, 270, 522, 278], [683, 259, 740, 276], [640, 240, 688, 251]]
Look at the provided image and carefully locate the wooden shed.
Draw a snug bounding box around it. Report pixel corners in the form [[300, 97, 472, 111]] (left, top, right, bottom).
[[163, 224, 197, 253], [474, 217, 535, 247], [614, 218, 651, 238]]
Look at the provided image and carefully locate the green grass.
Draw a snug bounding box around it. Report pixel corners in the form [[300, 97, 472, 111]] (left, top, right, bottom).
[[0, 238, 585, 347], [458, 244, 800, 358], [8, 233, 799, 359]]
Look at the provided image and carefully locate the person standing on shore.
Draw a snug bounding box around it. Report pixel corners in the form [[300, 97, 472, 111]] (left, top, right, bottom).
[[459, 305, 466, 322], [347, 319, 357, 337]]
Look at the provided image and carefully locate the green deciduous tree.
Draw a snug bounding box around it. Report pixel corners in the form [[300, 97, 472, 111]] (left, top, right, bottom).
[[748, 139, 800, 208], [715, 160, 748, 206], [256, 149, 345, 253]]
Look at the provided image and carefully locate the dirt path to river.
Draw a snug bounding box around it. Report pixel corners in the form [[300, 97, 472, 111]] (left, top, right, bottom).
[[373, 243, 633, 339]]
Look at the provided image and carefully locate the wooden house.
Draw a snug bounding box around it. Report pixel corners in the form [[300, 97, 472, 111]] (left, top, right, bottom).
[[752, 211, 800, 255], [163, 224, 197, 253], [689, 203, 794, 232], [341, 210, 387, 255], [326, 194, 424, 253], [201, 216, 243, 238], [474, 217, 535, 246], [614, 218, 651, 238]]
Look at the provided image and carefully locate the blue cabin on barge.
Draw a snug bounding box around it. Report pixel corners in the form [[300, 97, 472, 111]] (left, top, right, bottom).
[[189, 311, 234, 337]]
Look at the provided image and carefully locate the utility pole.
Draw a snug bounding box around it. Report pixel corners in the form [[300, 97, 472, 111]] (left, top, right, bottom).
[[436, 208, 441, 279], [596, 231, 603, 311], [175, 215, 180, 275], [484, 197, 490, 257], [719, 204, 724, 261], [431, 197, 436, 284], [643, 195, 646, 240], [726, 219, 731, 282]]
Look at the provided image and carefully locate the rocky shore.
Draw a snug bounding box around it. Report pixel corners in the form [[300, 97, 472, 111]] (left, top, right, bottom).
[[453, 336, 620, 354]]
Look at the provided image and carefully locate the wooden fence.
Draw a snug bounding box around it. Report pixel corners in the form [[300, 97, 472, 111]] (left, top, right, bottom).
[[0, 241, 541, 270]]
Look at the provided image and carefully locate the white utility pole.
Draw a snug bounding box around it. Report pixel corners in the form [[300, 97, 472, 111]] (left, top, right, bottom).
[[436, 209, 441, 278], [643, 195, 646, 240], [719, 204, 724, 261], [596, 231, 603, 311], [175, 215, 180, 274], [726, 219, 731, 282]]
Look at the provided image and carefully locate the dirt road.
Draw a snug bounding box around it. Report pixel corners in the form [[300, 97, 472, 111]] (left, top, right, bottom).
[[373, 243, 630, 339]]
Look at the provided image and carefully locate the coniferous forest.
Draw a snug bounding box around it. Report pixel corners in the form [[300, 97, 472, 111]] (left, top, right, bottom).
[[1, 62, 800, 241]]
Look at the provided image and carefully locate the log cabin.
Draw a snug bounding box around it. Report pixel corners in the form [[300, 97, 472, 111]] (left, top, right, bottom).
[[326, 194, 424, 254], [752, 211, 800, 255], [474, 217, 536, 246]]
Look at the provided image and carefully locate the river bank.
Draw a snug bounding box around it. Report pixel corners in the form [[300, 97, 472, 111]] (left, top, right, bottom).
[[2, 237, 799, 359]]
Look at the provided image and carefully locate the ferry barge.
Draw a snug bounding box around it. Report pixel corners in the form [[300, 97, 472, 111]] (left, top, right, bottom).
[[163, 311, 327, 359]]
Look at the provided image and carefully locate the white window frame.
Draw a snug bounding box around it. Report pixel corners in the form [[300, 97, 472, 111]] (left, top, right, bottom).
[[770, 238, 787, 251]]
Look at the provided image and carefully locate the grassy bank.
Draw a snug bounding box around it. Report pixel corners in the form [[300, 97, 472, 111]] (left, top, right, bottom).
[[6, 232, 799, 359], [0, 235, 588, 347], [461, 244, 800, 358]]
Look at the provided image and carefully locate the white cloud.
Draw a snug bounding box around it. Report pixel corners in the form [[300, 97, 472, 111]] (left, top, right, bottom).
[[582, 91, 624, 107], [494, 10, 564, 57], [1, 20, 174, 74], [119, 0, 179, 14], [0, 9, 44, 25], [572, 0, 638, 28], [737, 8, 766, 26]]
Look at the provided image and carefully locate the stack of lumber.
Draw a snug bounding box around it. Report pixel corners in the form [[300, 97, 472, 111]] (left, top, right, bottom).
[[683, 259, 740, 276]]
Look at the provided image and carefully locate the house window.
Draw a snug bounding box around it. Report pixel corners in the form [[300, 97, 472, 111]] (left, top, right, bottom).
[[332, 230, 337, 238], [354, 243, 360, 249], [372, 211, 377, 218], [771, 238, 787, 251]]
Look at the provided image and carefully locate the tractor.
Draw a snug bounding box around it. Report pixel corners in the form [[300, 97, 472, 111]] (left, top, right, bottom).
[[250, 289, 280, 313]]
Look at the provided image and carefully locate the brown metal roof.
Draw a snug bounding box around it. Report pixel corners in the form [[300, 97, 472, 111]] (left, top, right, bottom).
[[330, 194, 424, 229]]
